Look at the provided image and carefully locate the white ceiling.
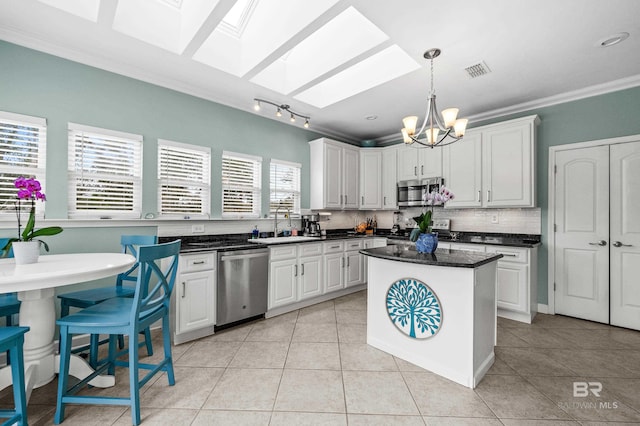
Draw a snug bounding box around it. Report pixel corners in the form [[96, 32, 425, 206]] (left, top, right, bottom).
[[1, 0, 640, 144]]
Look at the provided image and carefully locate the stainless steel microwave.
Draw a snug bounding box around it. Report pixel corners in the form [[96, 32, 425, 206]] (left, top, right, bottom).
[[397, 178, 444, 207]]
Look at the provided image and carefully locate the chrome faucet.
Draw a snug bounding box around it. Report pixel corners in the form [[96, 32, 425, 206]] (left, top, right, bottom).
[[274, 206, 290, 237]]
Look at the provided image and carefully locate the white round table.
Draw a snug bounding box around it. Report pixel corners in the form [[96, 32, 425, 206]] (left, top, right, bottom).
[[0, 253, 136, 396]]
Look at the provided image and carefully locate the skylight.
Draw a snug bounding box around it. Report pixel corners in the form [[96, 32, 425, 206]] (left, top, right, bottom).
[[294, 45, 420, 108], [250, 6, 389, 95], [193, 0, 341, 77], [218, 0, 257, 38], [113, 0, 220, 54]]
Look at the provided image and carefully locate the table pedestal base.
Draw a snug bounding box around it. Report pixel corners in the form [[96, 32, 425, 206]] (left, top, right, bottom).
[[0, 287, 115, 400]]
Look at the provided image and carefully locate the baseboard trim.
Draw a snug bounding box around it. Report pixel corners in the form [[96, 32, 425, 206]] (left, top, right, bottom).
[[537, 304, 549, 314]]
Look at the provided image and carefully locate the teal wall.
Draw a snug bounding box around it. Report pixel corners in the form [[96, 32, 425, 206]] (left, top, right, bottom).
[[469, 87, 640, 304], [3, 41, 640, 306], [0, 40, 324, 220]]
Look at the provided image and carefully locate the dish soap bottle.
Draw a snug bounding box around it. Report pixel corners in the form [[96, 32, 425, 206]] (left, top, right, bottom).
[[252, 225, 259, 239]]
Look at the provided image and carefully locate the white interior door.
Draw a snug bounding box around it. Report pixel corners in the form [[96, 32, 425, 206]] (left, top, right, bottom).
[[554, 146, 610, 323], [610, 141, 640, 330]]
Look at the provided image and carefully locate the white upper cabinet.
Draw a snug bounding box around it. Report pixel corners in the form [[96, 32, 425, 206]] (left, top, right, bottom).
[[443, 115, 539, 208], [359, 149, 382, 209], [309, 138, 360, 210], [381, 146, 398, 209], [397, 145, 443, 181]]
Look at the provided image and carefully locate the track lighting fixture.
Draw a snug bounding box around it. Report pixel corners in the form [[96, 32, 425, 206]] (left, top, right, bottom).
[[253, 98, 310, 128]]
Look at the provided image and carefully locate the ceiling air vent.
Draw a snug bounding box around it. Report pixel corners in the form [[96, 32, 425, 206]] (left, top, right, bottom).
[[464, 61, 491, 78]]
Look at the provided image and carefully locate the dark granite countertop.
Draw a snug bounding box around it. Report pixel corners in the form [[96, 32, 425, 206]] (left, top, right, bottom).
[[161, 230, 540, 253], [360, 245, 503, 268], [386, 232, 541, 248]]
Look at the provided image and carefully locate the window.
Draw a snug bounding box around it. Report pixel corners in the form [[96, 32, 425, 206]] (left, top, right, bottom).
[[0, 111, 47, 220], [221, 151, 261, 217], [158, 139, 211, 218], [68, 123, 142, 219], [270, 159, 301, 215]]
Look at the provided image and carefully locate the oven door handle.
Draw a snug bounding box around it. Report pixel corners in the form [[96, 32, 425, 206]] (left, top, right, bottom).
[[220, 252, 268, 262]]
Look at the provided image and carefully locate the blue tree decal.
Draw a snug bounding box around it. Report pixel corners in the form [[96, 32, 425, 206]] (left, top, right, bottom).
[[386, 278, 442, 339]]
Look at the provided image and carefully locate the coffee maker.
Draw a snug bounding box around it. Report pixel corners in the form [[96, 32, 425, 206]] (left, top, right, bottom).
[[302, 213, 321, 236]]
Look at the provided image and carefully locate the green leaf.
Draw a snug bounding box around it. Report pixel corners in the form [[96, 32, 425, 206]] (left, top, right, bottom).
[[409, 228, 421, 242], [21, 206, 36, 241], [28, 226, 63, 238]]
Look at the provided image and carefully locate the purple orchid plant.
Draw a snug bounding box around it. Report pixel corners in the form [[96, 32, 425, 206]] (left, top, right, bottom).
[[2, 177, 63, 254], [409, 186, 455, 242]]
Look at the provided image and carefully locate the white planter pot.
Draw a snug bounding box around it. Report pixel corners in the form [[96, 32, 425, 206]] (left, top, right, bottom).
[[12, 241, 41, 265]]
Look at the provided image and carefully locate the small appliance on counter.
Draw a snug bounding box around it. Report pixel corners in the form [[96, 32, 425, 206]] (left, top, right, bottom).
[[391, 211, 402, 235], [302, 213, 321, 236]]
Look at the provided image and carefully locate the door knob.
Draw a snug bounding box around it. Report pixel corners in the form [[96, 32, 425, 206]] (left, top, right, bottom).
[[588, 240, 607, 246], [612, 241, 633, 248]]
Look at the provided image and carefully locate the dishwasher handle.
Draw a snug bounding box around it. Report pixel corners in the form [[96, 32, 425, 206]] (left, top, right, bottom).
[[219, 252, 268, 262]]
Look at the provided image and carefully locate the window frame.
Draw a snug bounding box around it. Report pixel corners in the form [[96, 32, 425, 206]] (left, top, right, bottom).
[[67, 123, 143, 219], [157, 139, 211, 219], [221, 150, 262, 219], [269, 158, 301, 217], [0, 110, 47, 221]]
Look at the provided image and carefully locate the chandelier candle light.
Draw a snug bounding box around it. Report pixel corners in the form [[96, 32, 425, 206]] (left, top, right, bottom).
[[253, 98, 310, 128], [401, 48, 468, 148]]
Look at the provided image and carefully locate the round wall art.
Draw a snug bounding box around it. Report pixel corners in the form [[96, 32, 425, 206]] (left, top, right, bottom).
[[386, 278, 443, 339]]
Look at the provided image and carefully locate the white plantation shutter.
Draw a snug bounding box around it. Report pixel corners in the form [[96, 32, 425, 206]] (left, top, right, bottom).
[[270, 159, 301, 215], [0, 111, 47, 219], [221, 151, 261, 217], [158, 139, 210, 218], [68, 123, 142, 218]]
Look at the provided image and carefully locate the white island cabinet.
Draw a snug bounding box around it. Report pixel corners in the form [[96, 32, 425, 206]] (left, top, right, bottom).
[[362, 246, 501, 389]]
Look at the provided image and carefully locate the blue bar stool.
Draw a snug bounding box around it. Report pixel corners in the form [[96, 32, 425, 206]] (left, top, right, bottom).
[[56, 240, 180, 426], [57, 235, 157, 367], [0, 326, 29, 426], [0, 239, 21, 365]]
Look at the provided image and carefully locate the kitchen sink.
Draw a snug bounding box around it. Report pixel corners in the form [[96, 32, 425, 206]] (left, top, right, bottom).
[[248, 236, 322, 244]]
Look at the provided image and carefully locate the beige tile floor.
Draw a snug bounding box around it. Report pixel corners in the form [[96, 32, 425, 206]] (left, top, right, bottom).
[[4, 290, 640, 425]]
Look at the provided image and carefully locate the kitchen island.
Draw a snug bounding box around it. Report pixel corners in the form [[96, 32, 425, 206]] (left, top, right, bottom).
[[360, 245, 502, 388]]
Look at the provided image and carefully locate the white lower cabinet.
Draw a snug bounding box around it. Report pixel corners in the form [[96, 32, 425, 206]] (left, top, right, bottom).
[[486, 245, 537, 323], [173, 252, 216, 344], [363, 238, 387, 282], [323, 241, 345, 292], [447, 242, 537, 323], [268, 243, 323, 309], [344, 240, 364, 288]]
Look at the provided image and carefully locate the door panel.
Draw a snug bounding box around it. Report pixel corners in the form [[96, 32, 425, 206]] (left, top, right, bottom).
[[554, 146, 609, 323], [610, 141, 640, 330]]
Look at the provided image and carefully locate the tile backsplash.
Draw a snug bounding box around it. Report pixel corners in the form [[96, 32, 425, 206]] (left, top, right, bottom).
[[321, 208, 541, 235]]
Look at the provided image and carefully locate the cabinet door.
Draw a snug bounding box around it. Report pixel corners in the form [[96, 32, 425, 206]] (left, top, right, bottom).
[[269, 259, 297, 309], [299, 255, 323, 300], [443, 131, 482, 208], [397, 145, 419, 181], [381, 147, 397, 209], [177, 270, 216, 334], [344, 251, 364, 287], [343, 147, 360, 209], [496, 263, 529, 313], [324, 252, 344, 292], [359, 150, 382, 209], [419, 148, 443, 178], [483, 121, 534, 207], [323, 143, 343, 209]]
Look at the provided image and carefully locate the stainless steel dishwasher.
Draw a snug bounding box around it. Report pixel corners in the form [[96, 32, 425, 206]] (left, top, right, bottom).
[[217, 247, 269, 327]]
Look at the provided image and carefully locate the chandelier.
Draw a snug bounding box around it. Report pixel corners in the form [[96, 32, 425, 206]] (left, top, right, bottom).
[[253, 98, 310, 128], [401, 48, 468, 148]]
